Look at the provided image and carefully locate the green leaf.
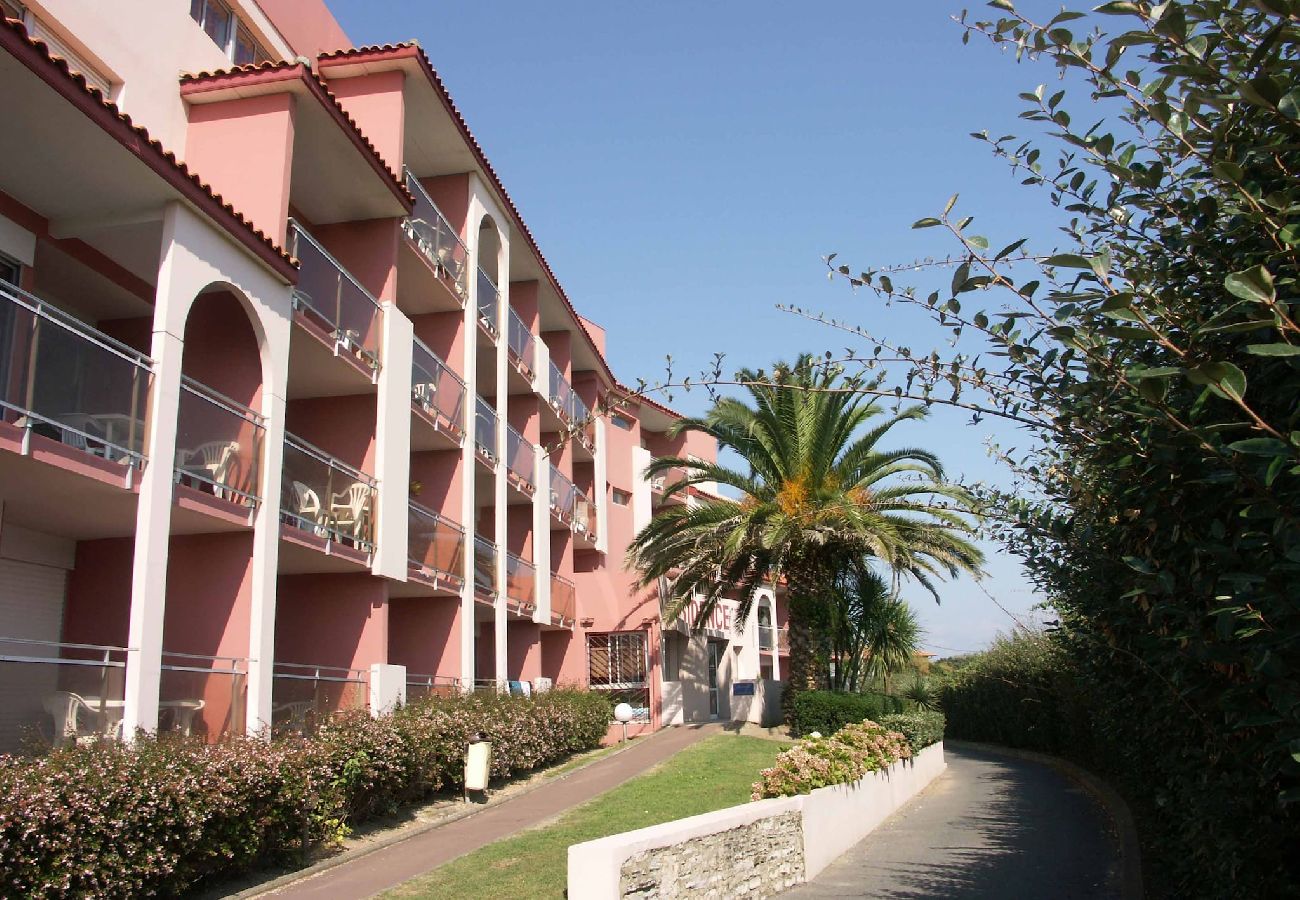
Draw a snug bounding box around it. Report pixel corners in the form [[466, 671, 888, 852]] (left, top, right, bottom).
[[1187, 361, 1247, 400], [1280, 224, 1300, 246], [1044, 253, 1092, 269], [912, 218, 941, 229], [1225, 266, 1276, 304], [989, 0, 1015, 10], [944, 194, 959, 215], [995, 238, 1028, 260], [1245, 343, 1300, 357], [1138, 378, 1168, 403], [1123, 556, 1156, 574], [1226, 438, 1290, 456], [968, 235, 990, 250], [1094, 1, 1141, 13], [1127, 366, 1181, 379]]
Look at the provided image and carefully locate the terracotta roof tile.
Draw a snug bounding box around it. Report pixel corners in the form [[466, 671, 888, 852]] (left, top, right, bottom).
[[181, 60, 413, 209], [1, 16, 297, 277]]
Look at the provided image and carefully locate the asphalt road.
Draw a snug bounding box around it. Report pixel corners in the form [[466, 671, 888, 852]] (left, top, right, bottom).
[[782, 744, 1121, 899]]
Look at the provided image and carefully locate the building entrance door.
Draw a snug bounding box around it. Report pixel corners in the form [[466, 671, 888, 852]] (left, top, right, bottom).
[[707, 641, 722, 718]]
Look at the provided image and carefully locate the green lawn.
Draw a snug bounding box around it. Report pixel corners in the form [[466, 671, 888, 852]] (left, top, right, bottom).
[[383, 734, 791, 900]]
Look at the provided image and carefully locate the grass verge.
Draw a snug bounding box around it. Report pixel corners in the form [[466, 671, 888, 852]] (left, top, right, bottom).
[[382, 733, 791, 900]]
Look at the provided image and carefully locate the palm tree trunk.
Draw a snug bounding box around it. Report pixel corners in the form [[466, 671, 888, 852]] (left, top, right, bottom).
[[780, 563, 826, 728]]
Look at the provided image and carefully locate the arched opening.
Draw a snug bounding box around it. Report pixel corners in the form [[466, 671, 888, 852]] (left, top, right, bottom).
[[162, 284, 267, 740]]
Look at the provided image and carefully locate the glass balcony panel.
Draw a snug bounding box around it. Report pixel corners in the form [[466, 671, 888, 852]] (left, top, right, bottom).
[[650, 465, 690, 499], [405, 673, 460, 702], [408, 502, 465, 581], [549, 465, 576, 521], [289, 221, 382, 369], [474, 395, 498, 463], [403, 169, 469, 301], [505, 425, 535, 491], [507, 306, 535, 378], [574, 487, 597, 540], [476, 268, 499, 339], [270, 662, 368, 735], [158, 651, 247, 740], [550, 573, 577, 624], [758, 625, 775, 651], [411, 338, 465, 438], [505, 552, 536, 611], [0, 637, 127, 752], [473, 536, 498, 597], [281, 434, 376, 550], [0, 282, 151, 465], [175, 377, 264, 507]]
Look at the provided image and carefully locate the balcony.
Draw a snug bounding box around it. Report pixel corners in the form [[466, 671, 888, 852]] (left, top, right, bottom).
[[270, 662, 367, 735], [505, 425, 536, 498], [650, 465, 690, 507], [473, 535, 498, 601], [551, 573, 576, 628], [399, 168, 468, 311], [505, 552, 536, 616], [759, 625, 774, 651], [406, 672, 460, 702], [549, 465, 576, 525], [407, 502, 464, 593], [280, 434, 376, 554], [411, 338, 465, 449], [547, 361, 595, 454], [506, 306, 536, 384], [174, 377, 264, 515], [1, 280, 151, 475], [287, 220, 382, 391], [574, 486, 597, 544], [476, 268, 499, 342], [778, 626, 790, 653], [474, 396, 498, 468]]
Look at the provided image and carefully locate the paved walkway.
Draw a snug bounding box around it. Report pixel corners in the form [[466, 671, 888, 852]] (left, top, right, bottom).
[[783, 744, 1121, 899], [261, 723, 721, 899]]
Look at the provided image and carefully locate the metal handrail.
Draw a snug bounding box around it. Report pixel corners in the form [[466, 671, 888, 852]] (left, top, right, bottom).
[[283, 433, 375, 485], [402, 168, 469, 292], [0, 636, 135, 653], [507, 305, 534, 372], [505, 424, 535, 487], [476, 268, 500, 337], [475, 396, 498, 459], [180, 376, 264, 424], [287, 219, 382, 314]]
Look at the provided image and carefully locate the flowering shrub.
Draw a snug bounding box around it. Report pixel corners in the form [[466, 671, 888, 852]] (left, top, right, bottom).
[[751, 719, 910, 799], [877, 711, 944, 753], [0, 689, 610, 897]]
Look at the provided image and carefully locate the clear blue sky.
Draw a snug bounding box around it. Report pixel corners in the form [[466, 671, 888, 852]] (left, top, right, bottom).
[[331, 1, 1077, 655]]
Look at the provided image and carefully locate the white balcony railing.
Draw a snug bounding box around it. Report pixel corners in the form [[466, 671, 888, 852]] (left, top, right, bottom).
[[475, 395, 498, 465], [507, 305, 535, 380], [551, 572, 577, 625], [505, 424, 536, 493], [288, 220, 382, 372], [505, 552, 536, 614], [549, 465, 576, 522], [412, 337, 465, 440], [0, 280, 151, 468], [402, 168, 468, 302], [270, 662, 368, 734], [408, 502, 465, 584], [474, 535, 498, 598], [280, 434, 376, 552]]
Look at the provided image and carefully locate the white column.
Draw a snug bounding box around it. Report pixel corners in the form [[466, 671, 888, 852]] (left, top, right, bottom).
[[246, 387, 286, 734], [594, 417, 610, 554], [373, 303, 414, 580], [460, 238, 479, 691], [121, 329, 182, 736], [632, 445, 652, 535], [533, 341, 551, 624], [494, 253, 509, 688]]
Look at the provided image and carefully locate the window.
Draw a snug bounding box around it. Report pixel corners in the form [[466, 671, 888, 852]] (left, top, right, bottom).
[[0, 254, 19, 287], [190, 0, 272, 66], [587, 632, 649, 722], [610, 413, 634, 431], [0, 0, 23, 21], [22, 14, 114, 96], [611, 488, 631, 506]]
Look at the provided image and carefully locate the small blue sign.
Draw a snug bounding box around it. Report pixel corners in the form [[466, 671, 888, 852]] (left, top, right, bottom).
[[732, 681, 756, 696]]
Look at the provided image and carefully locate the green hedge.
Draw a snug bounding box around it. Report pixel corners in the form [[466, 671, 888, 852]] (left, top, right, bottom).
[[878, 711, 944, 753], [788, 690, 902, 737], [0, 689, 610, 897]]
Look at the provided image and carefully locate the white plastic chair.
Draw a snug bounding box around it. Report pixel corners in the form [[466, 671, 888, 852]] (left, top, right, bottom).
[[44, 691, 120, 747], [180, 441, 239, 497], [330, 482, 372, 542], [290, 480, 326, 534]]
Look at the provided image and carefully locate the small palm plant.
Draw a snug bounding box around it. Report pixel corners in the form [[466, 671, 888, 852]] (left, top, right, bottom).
[[627, 355, 983, 725]]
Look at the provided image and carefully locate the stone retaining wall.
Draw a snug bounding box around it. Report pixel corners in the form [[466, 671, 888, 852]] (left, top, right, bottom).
[[568, 742, 946, 900]]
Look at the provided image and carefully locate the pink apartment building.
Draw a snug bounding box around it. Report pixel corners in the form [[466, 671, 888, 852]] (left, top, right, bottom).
[[0, 0, 788, 751]]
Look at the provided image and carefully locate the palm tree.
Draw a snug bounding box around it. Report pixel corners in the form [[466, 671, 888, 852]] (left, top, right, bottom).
[[860, 590, 921, 697], [627, 355, 983, 725]]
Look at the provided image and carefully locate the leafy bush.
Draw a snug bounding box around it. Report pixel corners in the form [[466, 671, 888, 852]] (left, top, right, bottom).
[[878, 711, 944, 753], [0, 689, 609, 897], [938, 633, 1093, 761], [752, 719, 910, 799], [788, 690, 901, 737]]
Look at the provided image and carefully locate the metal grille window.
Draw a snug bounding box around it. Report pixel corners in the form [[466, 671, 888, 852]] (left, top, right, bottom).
[[587, 632, 650, 722]]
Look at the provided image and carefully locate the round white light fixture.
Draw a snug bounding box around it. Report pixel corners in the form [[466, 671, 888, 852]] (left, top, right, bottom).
[[614, 702, 634, 723]]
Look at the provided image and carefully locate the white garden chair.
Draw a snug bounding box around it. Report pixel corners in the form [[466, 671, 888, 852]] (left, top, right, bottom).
[[330, 482, 372, 542], [43, 691, 121, 747], [290, 480, 327, 535], [180, 441, 239, 498]]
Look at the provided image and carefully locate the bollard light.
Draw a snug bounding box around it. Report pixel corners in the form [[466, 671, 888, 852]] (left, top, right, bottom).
[[614, 702, 634, 743]]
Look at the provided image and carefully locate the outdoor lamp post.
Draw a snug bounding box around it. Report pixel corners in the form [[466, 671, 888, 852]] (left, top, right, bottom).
[[614, 702, 634, 743]]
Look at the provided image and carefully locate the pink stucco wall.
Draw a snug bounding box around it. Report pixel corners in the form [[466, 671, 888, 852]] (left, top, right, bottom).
[[506, 622, 541, 681], [314, 218, 399, 303], [421, 173, 471, 236], [388, 598, 460, 680], [274, 573, 387, 671], [410, 448, 463, 522], [253, 0, 351, 58], [324, 70, 406, 175], [285, 395, 376, 473], [185, 93, 295, 246]]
